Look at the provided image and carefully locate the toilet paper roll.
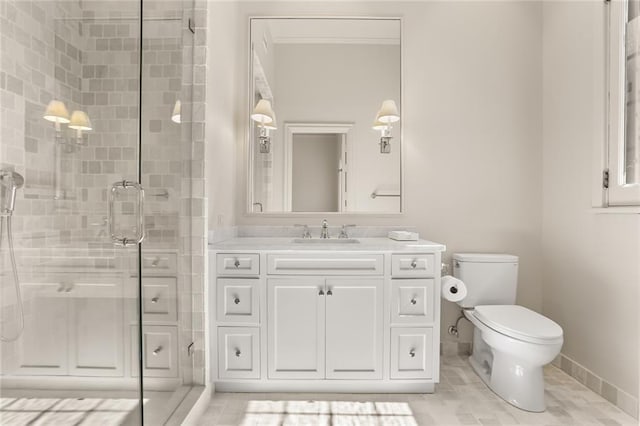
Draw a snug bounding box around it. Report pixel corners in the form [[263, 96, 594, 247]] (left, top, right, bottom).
[[441, 275, 467, 303]]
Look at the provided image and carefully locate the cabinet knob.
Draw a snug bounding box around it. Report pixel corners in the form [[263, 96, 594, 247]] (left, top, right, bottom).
[[151, 296, 159, 304], [326, 290, 333, 296], [319, 289, 325, 296], [234, 297, 240, 305], [411, 259, 418, 269], [410, 298, 417, 305], [235, 349, 241, 357], [151, 257, 160, 267], [234, 259, 240, 268], [409, 349, 416, 358], [65, 283, 74, 292], [153, 346, 163, 355]]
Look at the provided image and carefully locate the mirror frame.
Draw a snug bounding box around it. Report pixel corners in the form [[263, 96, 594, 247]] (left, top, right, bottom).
[[245, 16, 404, 217]]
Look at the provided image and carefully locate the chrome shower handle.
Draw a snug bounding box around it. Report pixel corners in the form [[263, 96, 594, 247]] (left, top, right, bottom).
[[108, 180, 145, 247]]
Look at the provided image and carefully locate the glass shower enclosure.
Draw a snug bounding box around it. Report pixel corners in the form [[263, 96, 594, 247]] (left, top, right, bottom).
[[0, 0, 203, 424]]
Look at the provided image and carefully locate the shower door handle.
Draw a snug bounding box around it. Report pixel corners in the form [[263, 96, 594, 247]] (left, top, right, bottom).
[[108, 180, 145, 247]]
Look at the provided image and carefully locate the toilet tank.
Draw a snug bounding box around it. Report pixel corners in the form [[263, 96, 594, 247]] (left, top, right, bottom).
[[452, 253, 519, 308]]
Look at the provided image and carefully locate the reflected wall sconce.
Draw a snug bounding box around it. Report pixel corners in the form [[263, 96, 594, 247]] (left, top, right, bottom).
[[250, 99, 276, 154], [171, 100, 181, 123], [43, 100, 92, 152], [43, 100, 70, 131], [372, 99, 400, 154]]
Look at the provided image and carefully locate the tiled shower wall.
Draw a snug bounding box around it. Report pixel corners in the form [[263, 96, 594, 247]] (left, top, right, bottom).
[[0, 0, 206, 386]]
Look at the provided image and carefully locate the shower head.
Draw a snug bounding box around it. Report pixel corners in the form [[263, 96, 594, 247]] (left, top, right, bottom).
[[0, 170, 24, 215]]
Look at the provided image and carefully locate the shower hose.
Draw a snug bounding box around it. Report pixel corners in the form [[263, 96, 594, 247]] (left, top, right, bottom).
[[0, 215, 24, 342]]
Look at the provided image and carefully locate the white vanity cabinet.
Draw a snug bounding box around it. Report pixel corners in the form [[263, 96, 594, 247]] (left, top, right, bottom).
[[210, 238, 444, 393], [267, 277, 383, 380], [11, 273, 124, 377]]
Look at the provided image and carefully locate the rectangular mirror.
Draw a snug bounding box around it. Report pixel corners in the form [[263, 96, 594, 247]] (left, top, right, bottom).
[[248, 17, 402, 214]]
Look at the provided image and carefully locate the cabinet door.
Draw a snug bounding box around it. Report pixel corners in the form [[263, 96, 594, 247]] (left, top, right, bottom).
[[325, 278, 383, 379], [11, 280, 68, 375], [68, 276, 124, 376], [267, 278, 325, 379]]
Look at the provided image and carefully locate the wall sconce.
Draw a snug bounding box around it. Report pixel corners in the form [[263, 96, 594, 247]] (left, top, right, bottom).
[[43, 100, 92, 152], [43, 100, 70, 132], [372, 99, 400, 154], [68, 110, 92, 146], [171, 100, 181, 123], [250, 99, 276, 154]]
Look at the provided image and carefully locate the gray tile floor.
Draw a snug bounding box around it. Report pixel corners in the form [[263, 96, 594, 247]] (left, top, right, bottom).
[[197, 356, 638, 425]]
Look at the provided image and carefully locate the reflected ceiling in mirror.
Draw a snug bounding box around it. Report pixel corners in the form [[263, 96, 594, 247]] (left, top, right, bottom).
[[248, 18, 402, 214]]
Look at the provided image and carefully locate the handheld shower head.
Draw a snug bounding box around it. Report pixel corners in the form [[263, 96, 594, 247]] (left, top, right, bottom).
[[0, 170, 24, 215]]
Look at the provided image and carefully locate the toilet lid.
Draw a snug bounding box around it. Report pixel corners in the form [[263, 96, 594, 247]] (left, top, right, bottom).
[[474, 305, 563, 344]]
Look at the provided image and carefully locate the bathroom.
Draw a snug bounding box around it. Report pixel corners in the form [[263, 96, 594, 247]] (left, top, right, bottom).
[[0, 0, 638, 425]]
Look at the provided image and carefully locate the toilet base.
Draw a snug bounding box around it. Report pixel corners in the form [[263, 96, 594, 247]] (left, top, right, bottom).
[[468, 325, 548, 412]]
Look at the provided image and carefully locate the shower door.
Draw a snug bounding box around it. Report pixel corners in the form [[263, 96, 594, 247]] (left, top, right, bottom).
[[0, 0, 197, 424]]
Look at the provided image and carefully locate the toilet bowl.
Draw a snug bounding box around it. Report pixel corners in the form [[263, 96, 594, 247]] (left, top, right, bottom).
[[463, 305, 563, 412], [451, 253, 563, 412]]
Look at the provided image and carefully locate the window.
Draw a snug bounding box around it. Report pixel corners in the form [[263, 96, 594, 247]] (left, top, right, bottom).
[[607, 0, 640, 205]]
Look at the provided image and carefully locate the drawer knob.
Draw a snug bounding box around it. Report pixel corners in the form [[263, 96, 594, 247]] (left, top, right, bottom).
[[409, 349, 416, 358], [234, 259, 240, 268], [411, 259, 418, 269], [151, 296, 159, 304], [153, 346, 163, 356], [151, 257, 160, 267], [410, 298, 417, 305], [235, 349, 241, 357], [234, 297, 240, 305]]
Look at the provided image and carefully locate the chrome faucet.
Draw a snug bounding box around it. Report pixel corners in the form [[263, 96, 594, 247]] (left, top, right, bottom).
[[294, 224, 312, 238], [320, 219, 329, 239], [338, 224, 356, 239]]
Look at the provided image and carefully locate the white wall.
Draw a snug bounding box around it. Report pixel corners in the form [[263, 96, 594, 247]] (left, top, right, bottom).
[[542, 1, 639, 398], [222, 1, 544, 346], [206, 1, 239, 228]]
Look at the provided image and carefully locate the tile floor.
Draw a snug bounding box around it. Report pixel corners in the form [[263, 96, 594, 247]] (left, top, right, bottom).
[[197, 356, 638, 425]]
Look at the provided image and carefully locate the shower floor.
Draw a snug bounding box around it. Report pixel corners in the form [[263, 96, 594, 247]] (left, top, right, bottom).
[[0, 386, 192, 425]]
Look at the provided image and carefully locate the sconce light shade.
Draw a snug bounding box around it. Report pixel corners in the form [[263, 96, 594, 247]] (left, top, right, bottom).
[[43, 100, 70, 124], [171, 100, 181, 123], [376, 99, 400, 124], [264, 112, 277, 130], [372, 119, 387, 131], [251, 99, 274, 124], [68, 110, 92, 131]]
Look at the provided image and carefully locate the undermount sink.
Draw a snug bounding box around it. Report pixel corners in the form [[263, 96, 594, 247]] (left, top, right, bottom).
[[292, 238, 360, 244]]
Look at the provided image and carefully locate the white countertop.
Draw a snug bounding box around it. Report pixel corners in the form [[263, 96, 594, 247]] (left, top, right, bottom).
[[209, 237, 446, 252]]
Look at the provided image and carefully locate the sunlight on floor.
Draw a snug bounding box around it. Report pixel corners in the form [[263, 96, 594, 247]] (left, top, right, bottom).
[[239, 400, 418, 426], [0, 397, 147, 426]]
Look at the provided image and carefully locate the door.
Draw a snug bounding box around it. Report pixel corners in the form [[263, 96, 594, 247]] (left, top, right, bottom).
[[68, 276, 124, 376], [267, 278, 325, 379], [13, 280, 68, 375], [325, 278, 383, 379]]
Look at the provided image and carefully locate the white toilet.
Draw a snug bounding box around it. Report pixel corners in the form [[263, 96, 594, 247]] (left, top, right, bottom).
[[453, 253, 563, 412]]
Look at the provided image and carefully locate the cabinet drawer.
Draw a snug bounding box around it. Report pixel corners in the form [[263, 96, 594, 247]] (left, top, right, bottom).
[[217, 279, 260, 324], [391, 279, 434, 325], [267, 254, 383, 275], [391, 254, 434, 277], [142, 277, 177, 322], [390, 327, 433, 379], [131, 325, 178, 378], [218, 327, 260, 379], [130, 252, 177, 275], [216, 254, 260, 276]]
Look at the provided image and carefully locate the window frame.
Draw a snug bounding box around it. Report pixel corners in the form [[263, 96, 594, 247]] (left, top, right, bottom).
[[605, 0, 640, 206]]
